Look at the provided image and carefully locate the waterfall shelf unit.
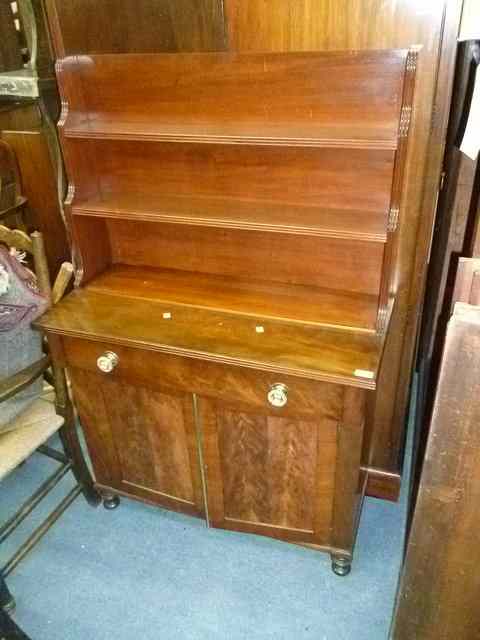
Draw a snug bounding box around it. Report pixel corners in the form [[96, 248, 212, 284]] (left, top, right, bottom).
[[37, 48, 417, 575]]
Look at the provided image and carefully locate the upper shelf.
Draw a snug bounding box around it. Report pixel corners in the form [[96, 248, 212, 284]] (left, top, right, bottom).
[[58, 49, 410, 148]]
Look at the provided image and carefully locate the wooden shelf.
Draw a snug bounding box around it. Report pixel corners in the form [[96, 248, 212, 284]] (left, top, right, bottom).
[[73, 196, 388, 242], [36, 282, 384, 388], [87, 265, 379, 331], [63, 121, 398, 150], [59, 49, 409, 150]]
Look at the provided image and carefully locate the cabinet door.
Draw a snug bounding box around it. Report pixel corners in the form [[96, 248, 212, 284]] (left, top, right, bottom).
[[198, 397, 338, 546], [70, 369, 204, 517]]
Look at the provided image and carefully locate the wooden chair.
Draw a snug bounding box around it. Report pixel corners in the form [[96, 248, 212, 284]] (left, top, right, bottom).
[[0, 225, 100, 611]]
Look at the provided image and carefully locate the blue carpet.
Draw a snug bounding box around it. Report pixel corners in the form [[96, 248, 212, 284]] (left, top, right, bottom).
[[0, 404, 413, 640]]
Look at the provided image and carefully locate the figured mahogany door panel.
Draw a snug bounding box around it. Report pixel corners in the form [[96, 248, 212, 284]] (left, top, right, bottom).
[[199, 397, 338, 545], [67, 368, 122, 488], [69, 368, 204, 517], [45, 0, 226, 57]]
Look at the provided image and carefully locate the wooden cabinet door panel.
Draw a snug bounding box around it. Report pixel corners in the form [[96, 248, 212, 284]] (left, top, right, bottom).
[[200, 397, 337, 545], [70, 369, 204, 517]]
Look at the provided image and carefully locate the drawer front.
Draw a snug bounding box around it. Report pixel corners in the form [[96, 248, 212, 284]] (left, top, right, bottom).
[[58, 336, 345, 421]]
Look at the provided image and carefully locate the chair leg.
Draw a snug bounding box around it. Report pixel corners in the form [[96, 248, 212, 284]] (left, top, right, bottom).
[[0, 608, 32, 639], [52, 365, 101, 507], [0, 575, 15, 613]]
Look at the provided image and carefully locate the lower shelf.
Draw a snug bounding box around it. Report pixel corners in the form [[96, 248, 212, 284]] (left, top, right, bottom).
[[88, 264, 379, 332], [36, 269, 387, 388]]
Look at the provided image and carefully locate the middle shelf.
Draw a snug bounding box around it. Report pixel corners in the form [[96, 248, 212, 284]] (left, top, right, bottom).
[[72, 194, 389, 242]]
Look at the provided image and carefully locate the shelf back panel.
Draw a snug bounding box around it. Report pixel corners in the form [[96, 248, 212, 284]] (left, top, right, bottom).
[[101, 218, 385, 296]]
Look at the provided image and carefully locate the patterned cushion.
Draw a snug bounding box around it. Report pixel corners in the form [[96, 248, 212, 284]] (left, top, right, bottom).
[[0, 246, 49, 431]]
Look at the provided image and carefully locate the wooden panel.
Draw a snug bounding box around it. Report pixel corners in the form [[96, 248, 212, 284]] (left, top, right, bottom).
[[106, 382, 199, 505], [45, 0, 226, 56], [59, 336, 346, 419], [88, 264, 379, 331], [332, 387, 366, 551], [0, 104, 42, 130], [392, 303, 480, 639], [60, 50, 406, 147], [200, 397, 337, 544], [225, 1, 443, 52], [1, 129, 69, 280], [36, 289, 384, 388], [106, 220, 385, 296], [68, 368, 122, 487], [219, 413, 316, 529], [69, 368, 204, 516], [69, 138, 395, 215], [69, 214, 111, 285], [221, 0, 463, 483]]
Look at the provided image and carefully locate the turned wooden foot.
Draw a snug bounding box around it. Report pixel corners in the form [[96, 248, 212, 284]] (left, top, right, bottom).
[[331, 555, 351, 577], [102, 493, 120, 510]]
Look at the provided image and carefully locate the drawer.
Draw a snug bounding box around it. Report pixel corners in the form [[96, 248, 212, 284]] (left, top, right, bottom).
[[58, 335, 345, 421]]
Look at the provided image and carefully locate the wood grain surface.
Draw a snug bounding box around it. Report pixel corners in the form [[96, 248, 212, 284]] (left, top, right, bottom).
[[69, 368, 204, 516], [35, 287, 384, 388], [392, 303, 480, 639], [221, 0, 463, 487], [59, 50, 406, 148], [45, 0, 226, 56], [88, 264, 379, 331], [200, 396, 338, 545]]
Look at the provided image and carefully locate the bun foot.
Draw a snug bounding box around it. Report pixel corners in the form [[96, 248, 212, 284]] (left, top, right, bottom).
[[331, 555, 351, 577], [102, 493, 120, 510]]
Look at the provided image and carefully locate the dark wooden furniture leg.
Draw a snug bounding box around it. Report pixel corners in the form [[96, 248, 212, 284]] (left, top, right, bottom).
[[0, 608, 32, 640], [51, 362, 101, 507], [0, 575, 15, 613]]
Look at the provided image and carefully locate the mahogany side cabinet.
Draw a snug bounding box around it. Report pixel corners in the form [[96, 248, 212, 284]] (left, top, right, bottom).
[[36, 48, 417, 574]]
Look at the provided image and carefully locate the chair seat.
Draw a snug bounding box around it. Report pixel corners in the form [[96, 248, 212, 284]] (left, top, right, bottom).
[[0, 397, 64, 480]]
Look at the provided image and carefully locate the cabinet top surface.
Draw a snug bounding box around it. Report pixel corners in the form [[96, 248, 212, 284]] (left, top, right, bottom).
[[36, 285, 384, 389]]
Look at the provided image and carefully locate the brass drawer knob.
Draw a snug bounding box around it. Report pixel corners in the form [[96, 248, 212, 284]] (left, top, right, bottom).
[[97, 351, 119, 373], [267, 383, 288, 408]]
